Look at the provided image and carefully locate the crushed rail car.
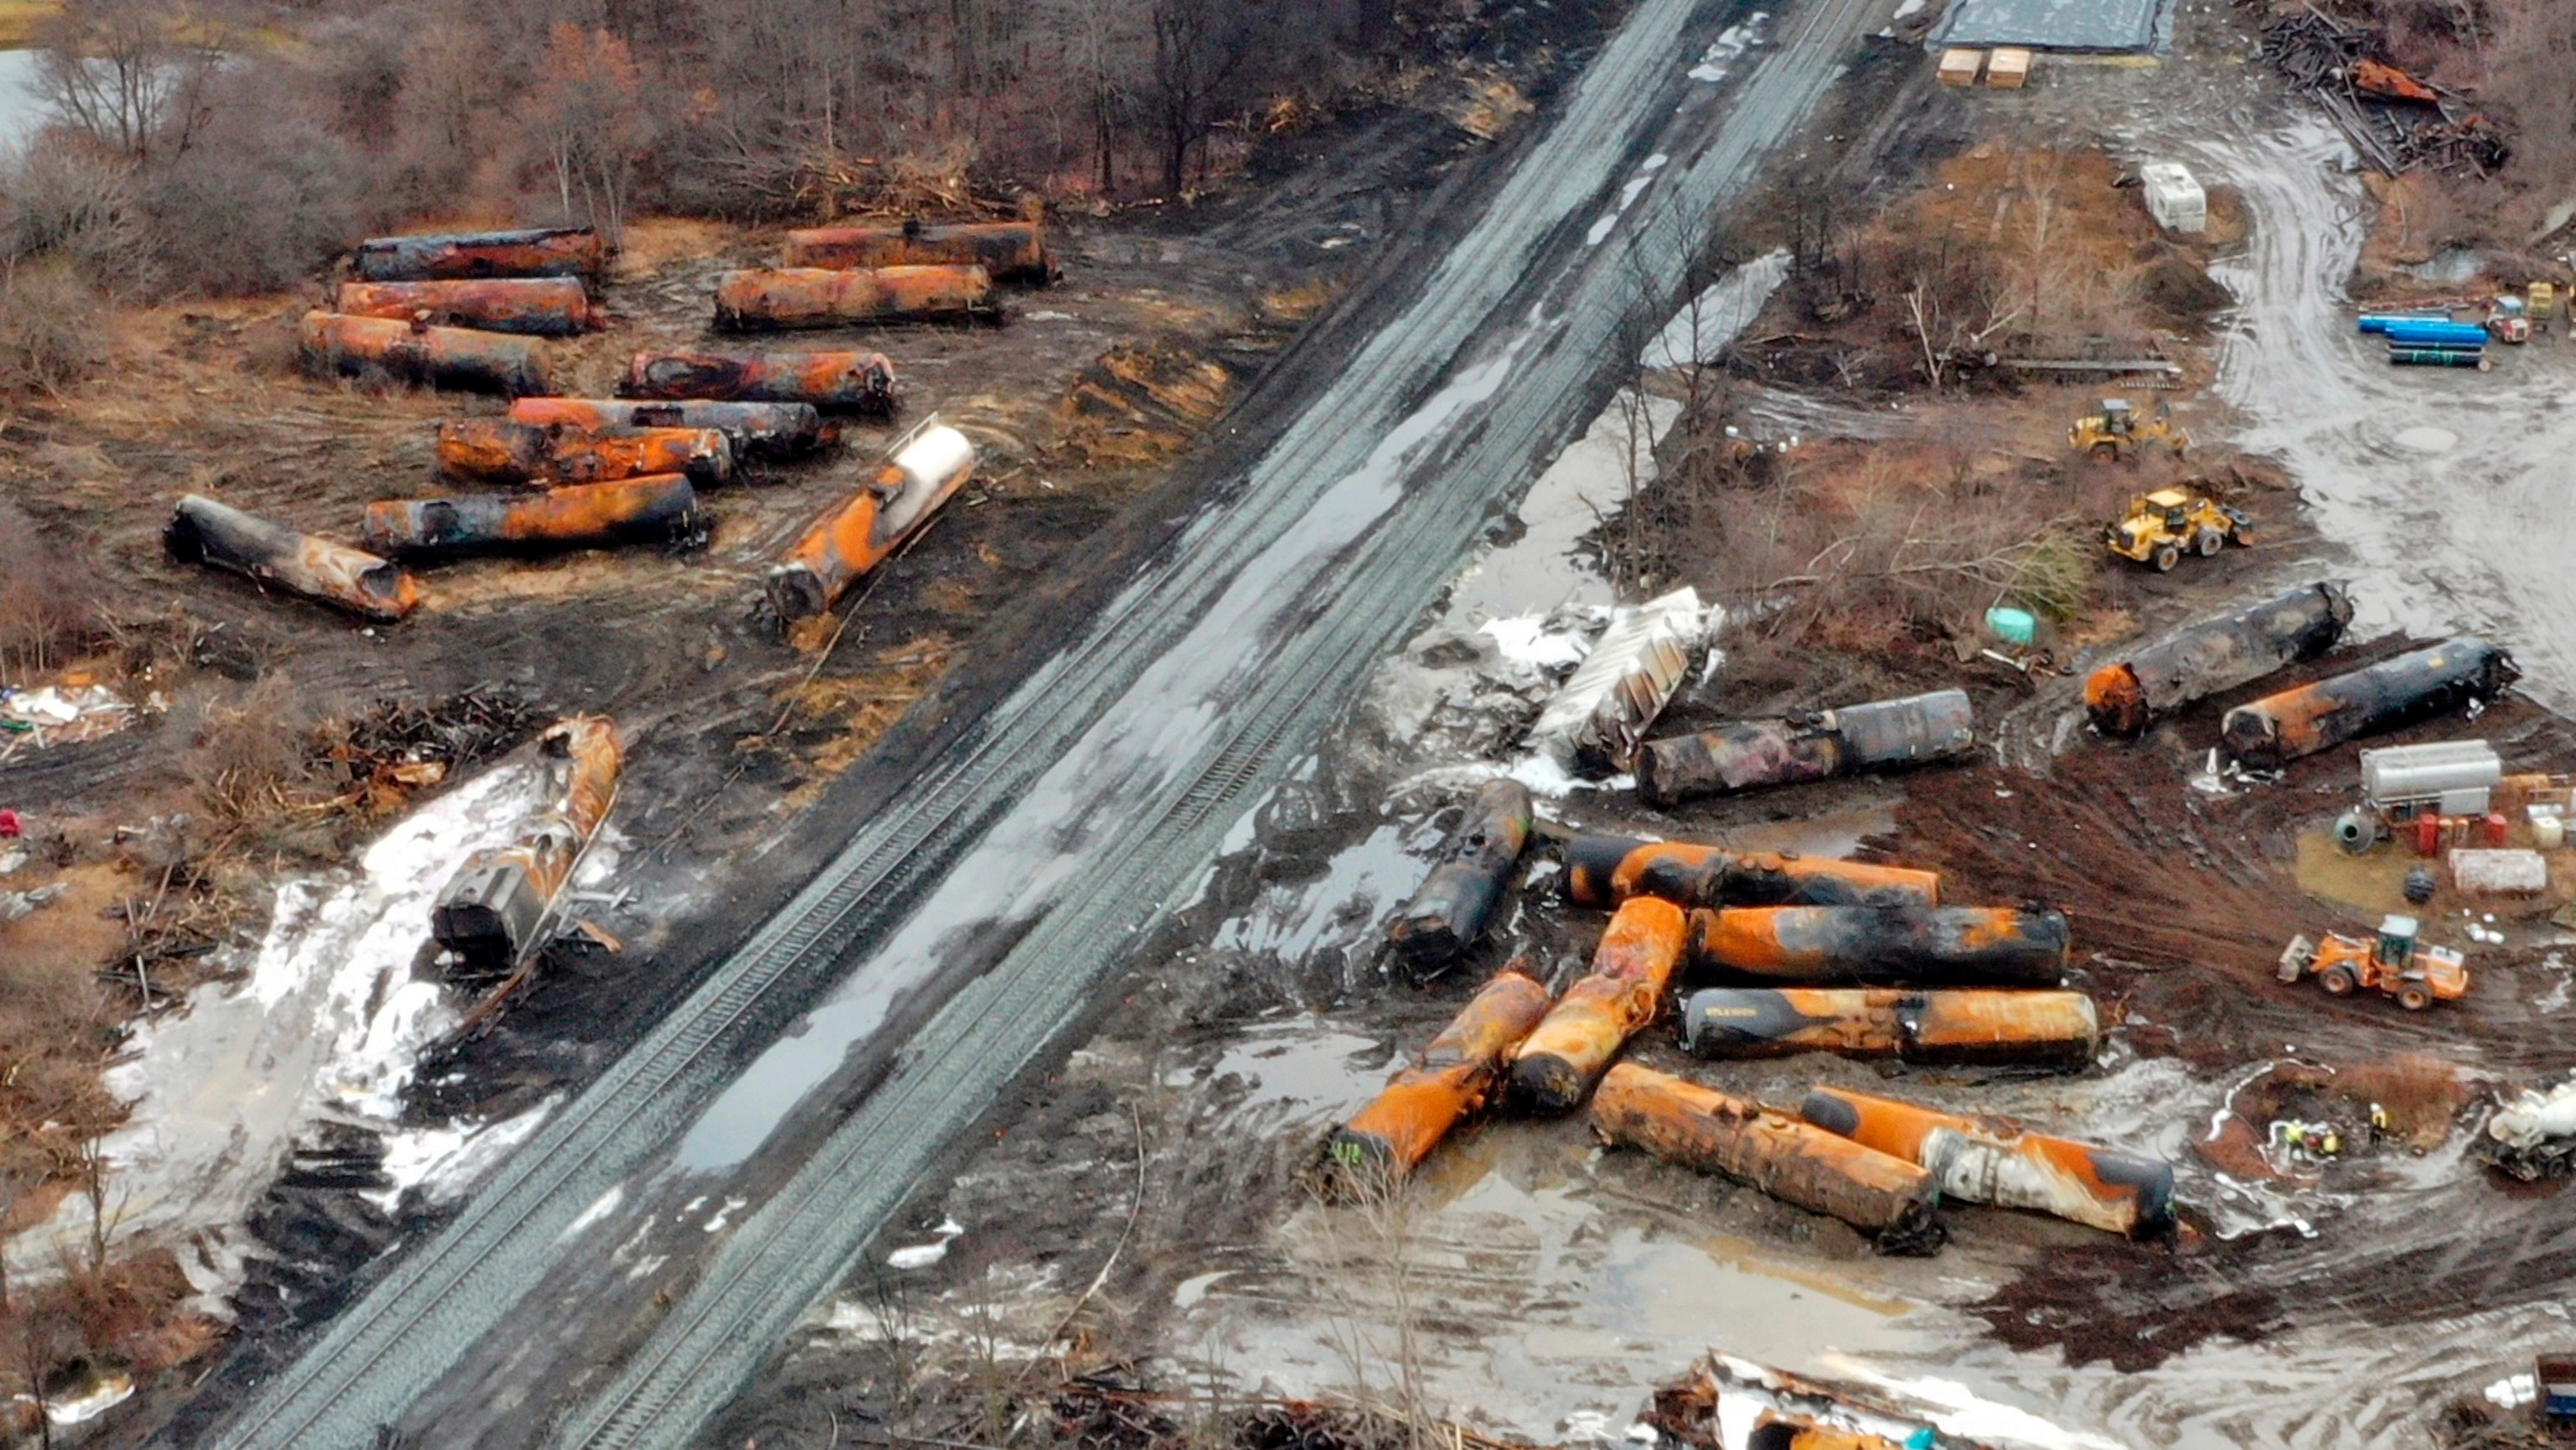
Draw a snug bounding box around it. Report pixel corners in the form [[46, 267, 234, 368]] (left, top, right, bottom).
[[164, 493, 420, 622], [301, 311, 553, 397], [1686, 906, 2070, 985], [782, 219, 1055, 284], [435, 419, 735, 489], [713, 265, 999, 330], [1318, 969, 1552, 1196], [1592, 1064, 1943, 1250], [1563, 834, 1940, 910], [1527, 588, 1708, 776], [331, 278, 602, 337], [431, 716, 621, 973], [352, 226, 607, 283], [361, 476, 699, 559], [1507, 897, 1688, 1114], [1680, 987, 2099, 1067], [767, 424, 976, 624], [2084, 580, 2354, 736], [1637, 689, 1974, 807], [1384, 780, 1534, 973], [621, 349, 898, 413], [509, 398, 828, 460], [1800, 1084, 2174, 1235], [2220, 635, 2520, 771]]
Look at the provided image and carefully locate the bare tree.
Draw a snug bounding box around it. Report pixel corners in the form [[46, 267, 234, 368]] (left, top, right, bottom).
[[1149, 0, 1253, 196], [36, 0, 210, 164], [517, 23, 652, 240]]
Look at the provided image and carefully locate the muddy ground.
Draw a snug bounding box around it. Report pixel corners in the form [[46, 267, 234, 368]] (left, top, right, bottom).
[[0, 9, 1633, 1438], [696, 8, 2576, 1450]]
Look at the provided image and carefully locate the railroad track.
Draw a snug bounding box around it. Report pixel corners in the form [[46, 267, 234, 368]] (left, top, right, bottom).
[[198, 0, 1877, 1444]]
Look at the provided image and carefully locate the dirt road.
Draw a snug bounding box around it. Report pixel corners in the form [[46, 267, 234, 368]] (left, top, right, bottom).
[[192, 1, 1886, 1447]]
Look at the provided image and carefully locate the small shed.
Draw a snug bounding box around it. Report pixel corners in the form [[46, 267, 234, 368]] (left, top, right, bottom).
[[1986, 47, 2032, 87], [2139, 163, 2207, 234], [1938, 48, 1986, 86]]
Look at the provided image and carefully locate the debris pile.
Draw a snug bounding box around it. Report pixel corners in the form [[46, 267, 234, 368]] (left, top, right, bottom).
[[2256, 8, 2508, 175]]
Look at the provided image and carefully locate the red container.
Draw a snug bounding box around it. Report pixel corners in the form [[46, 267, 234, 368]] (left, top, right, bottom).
[[2413, 813, 2441, 857], [2486, 812, 2511, 847]]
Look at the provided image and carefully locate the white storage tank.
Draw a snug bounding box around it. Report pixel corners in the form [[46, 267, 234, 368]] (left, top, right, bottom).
[[2139, 163, 2207, 235], [2360, 739, 2501, 811]]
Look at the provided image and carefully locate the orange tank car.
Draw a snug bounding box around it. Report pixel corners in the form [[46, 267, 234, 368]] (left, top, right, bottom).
[[1508, 897, 1688, 1114], [766, 424, 977, 622], [1800, 1084, 2173, 1235], [164, 493, 419, 622], [1592, 1064, 1942, 1248], [1319, 970, 1552, 1197], [714, 265, 997, 330], [1562, 834, 1939, 910]]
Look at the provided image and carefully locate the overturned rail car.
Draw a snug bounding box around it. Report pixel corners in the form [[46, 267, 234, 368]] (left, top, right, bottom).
[[2220, 635, 2519, 771], [302, 311, 552, 397], [431, 716, 622, 972], [1680, 987, 2099, 1067], [1592, 1064, 1943, 1249], [1385, 780, 1533, 973], [1319, 970, 1552, 1196], [1509, 897, 1688, 1114], [783, 219, 1054, 283], [436, 419, 735, 489], [1800, 1084, 2174, 1235], [714, 265, 998, 330], [165, 494, 419, 622], [331, 278, 601, 337], [352, 226, 606, 283], [1638, 689, 1974, 807], [361, 476, 699, 559], [509, 398, 828, 459], [2084, 581, 2352, 736], [767, 424, 977, 623], [1563, 834, 1940, 910], [1686, 906, 2070, 985], [621, 349, 898, 413]]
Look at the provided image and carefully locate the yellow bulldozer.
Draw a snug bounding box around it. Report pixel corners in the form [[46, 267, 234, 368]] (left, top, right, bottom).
[[2103, 486, 2251, 571], [2277, 914, 2469, 1011], [2070, 398, 2189, 462]]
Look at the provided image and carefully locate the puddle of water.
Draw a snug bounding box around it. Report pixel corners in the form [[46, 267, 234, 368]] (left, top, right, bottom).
[[3, 759, 550, 1299], [1452, 394, 1678, 618], [1213, 820, 1429, 966], [1643, 249, 1790, 370], [1173, 1016, 1387, 1125]]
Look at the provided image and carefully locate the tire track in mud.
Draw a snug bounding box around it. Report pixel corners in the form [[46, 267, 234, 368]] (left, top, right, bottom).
[[200, 3, 1882, 1447]]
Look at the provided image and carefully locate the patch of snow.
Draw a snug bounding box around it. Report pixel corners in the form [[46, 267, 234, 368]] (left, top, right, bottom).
[[2488, 1373, 2537, 1409], [1820, 1363, 2126, 1450], [704, 1195, 750, 1234], [1686, 16, 1767, 82], [1644, 250, 1791, 368], [372, 1098, 555, 1211], [887, 1219, 966, 1269], [557, 1183, 628, 1243]]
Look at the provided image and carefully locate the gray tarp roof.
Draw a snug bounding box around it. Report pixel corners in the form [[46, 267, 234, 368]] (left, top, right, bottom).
[[1931, 0, 2165, 51]]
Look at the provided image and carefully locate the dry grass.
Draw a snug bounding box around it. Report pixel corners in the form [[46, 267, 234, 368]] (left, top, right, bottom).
[[2340, 1052, 2471, 1150], [0, 0, 61, 47]]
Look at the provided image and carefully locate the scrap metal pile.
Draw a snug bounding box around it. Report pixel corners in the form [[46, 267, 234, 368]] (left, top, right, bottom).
[[2255, 7, 2507, 176]]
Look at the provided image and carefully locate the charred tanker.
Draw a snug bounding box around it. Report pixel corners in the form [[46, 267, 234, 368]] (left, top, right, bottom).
[[435, 419, 735, 489], [621, 349, 898, 413], [1319, 970, 1552, 1196], [2084, 581, 2353, 737], [165, 494, 419, 622], [509, 398, 828, 460], [713, 265, 999, 330], [1680, 988, 2099, 1068], [1563, 834, 1940, 911], [2220, 636, 2520, 771], [1800, 1084, 2174, 1235], [1592, 1064, 1944, 1250], [1384, 781, 1534, 973], [1637, 689, 1975, 807], [331, 278, 601, 337], [361, 476, 699, 559], [782, 219, 1055, 283], [431, 717, 622, 973], [1686, 906, 2070, 985], [1508, 897, 1688, 1114], [301, 311, 552, 396], [767, 424, 976, 623], [351, 226, 607, 283]]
